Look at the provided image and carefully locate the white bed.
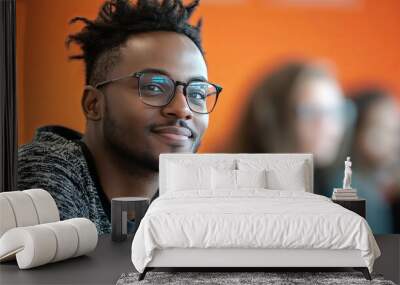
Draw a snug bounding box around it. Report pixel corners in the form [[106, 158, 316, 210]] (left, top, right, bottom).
[[131, 154, 380, 280]]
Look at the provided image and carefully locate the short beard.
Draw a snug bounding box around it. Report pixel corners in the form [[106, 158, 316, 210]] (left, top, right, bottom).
[[102, 103, 203, 174], [103, 106, 159, 174]]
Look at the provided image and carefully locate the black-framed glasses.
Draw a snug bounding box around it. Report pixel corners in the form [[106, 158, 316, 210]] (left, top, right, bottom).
[[95, 71, 222, 114]]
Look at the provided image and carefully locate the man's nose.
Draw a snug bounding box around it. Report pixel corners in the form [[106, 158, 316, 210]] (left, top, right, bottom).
[[161, 87, 193, 120]]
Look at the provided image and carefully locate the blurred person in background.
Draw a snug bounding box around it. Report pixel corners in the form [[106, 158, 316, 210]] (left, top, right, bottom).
[[230, 61, 348, 195], [341, 88, 400, 233]]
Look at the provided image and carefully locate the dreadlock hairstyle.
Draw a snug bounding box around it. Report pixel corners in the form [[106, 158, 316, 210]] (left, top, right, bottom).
[[66, 0, 203, 86]]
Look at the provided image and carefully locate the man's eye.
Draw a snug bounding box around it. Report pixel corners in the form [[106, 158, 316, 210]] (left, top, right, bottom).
[[142, 84, 164, 93], [189, 91, 206, 100]]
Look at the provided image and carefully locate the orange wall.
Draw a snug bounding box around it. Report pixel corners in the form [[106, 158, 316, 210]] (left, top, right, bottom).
[[17, 0, 400, 152]]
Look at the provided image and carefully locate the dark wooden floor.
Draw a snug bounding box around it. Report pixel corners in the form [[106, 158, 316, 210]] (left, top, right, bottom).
[[0, 234, 398, 284], [373, 235, 400, 284]]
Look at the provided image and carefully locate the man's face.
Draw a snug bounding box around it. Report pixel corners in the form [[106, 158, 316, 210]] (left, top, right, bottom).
[[100, 31, 209, 171]]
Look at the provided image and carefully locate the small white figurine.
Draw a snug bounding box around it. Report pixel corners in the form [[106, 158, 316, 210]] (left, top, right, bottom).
[[343, 156, 352, 189]]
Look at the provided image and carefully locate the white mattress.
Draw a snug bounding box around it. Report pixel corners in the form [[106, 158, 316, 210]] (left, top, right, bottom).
[[131, 190, 380, 273]]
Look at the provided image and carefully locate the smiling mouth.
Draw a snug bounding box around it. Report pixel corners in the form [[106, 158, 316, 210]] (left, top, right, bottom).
[[156, 133, 190, 141], [151, 126, 193, 146]]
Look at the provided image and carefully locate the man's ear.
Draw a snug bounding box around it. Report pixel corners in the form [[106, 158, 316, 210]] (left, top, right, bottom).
[[82, 86, 103, 121]]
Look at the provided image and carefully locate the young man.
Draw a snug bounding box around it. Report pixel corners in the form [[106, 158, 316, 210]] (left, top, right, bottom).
[[17, 0, 222, 234]]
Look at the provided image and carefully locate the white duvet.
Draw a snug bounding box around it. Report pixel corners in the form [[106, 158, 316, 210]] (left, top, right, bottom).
[[131, 190, 380, 273]]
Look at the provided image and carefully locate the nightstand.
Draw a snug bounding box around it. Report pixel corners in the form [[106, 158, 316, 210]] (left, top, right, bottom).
[[332, 198, 366, 218], [111, 197, 150, 242]]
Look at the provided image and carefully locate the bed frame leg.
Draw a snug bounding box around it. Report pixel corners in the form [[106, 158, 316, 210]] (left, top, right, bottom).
[[138, 268, 148, 281], [354, 267, 371, 280]]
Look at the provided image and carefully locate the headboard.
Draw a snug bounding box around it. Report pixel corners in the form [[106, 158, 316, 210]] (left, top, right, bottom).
[[159, 153, 314, 195]]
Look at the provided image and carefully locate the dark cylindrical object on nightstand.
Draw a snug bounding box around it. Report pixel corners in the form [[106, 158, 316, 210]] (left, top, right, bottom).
[[111, 197, 149, 242]]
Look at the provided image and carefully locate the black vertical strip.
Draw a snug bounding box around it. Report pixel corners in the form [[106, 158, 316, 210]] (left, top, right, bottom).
[[0, 0, 17, 192]]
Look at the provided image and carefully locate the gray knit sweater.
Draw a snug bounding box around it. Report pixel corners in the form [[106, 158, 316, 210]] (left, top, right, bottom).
[[18, 126, 112, 234]]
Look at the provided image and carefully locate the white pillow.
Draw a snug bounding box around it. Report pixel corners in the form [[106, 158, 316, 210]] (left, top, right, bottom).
[[167, 163, 212, 191], [211, 169, 268, 190], [267, 167, 306, 191], [212, 169, 236, 190], [236, 169, 267, 188], [237, 159, 307, 191]]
